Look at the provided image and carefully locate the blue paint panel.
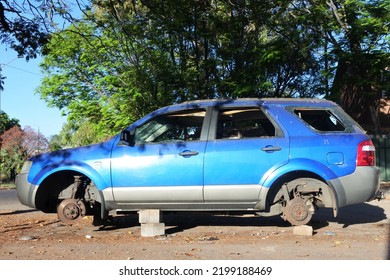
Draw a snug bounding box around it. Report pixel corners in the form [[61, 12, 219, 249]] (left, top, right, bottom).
[[204, 137, 289, 185], [27, 139, 115, 190], [111, 141, 206, 187], [327, 152, 344, 165]]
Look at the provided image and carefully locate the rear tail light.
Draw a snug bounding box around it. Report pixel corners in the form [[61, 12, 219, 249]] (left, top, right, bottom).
[[357, 140, 376, 166]]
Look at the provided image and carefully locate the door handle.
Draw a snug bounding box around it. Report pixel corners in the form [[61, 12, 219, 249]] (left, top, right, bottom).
[[261, 145, 282, 152], [179, 150, 199, 157]]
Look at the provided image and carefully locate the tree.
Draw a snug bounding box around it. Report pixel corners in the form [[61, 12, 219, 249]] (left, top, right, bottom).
[[0, 0, 91, 91], [93, 0, 324, 99], [0, 111, 20, 180], [48, 134, 63, 151], [0, 125, 48, 181], [22, 126, 49, 156], [327, 0, 390, 134], [38, 0, 327, 144], [0, 110, 19, 135], [0, 0, 92, 60], [38, 21, 137, 143], [0, 126, 25, 181], [36, 0, 389, 145], [55, 120, 106, 148], [283, 0, 390, 133]]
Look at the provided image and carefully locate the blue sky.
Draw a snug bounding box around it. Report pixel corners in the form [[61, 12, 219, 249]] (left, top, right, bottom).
[[0, 46, 67, 138]]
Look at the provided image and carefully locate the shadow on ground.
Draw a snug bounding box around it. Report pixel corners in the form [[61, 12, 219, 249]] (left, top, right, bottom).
[[0, 209, 38, 216], [311, 202, 386, 229], [96, 202, 387, 235]]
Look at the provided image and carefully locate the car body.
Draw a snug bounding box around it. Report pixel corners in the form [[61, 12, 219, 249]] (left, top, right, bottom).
[[16, 98, 381, 225]]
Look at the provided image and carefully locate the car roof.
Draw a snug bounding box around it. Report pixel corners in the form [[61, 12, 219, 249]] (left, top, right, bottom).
[[132, 98, 339, 130], [162, 98, 337, 112]]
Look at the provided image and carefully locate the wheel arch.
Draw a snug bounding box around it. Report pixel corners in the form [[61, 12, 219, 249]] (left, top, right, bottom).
[[34, 167, 107, 215], [260, 169, 340, 217], [260, 158, 339, 188]]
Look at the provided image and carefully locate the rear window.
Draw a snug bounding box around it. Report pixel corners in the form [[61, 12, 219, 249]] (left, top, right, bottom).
[[293, 109, 346, 132]]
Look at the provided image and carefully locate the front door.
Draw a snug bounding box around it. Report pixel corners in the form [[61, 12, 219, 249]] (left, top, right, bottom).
[[111, 108, 207, 204]]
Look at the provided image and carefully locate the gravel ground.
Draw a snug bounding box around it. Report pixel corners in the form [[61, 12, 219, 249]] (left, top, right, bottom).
[[0, 186, 389, 260]]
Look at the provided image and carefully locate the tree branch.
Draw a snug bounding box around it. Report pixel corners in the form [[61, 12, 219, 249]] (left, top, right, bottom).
[[326, 0, 349, 32]]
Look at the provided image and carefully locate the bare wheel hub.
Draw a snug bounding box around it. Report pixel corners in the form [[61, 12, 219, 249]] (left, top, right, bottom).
[[57, 199, 86, 224], [284, 197, 314, 226]]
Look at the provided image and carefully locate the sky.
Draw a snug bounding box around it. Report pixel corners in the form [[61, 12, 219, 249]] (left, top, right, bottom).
[[0, 46, 67, 138]]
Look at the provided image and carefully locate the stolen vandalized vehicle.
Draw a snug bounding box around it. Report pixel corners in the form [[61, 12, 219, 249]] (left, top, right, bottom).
[[16, 98, 382, 226]]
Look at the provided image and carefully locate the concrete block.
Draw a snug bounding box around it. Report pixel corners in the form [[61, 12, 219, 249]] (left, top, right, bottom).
[[138, 209, 162, 224], [141, 223, 165, 237], [293, 225, 313, 236]]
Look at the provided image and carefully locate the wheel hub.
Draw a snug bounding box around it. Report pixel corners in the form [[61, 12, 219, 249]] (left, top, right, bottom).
[[57, 199, 86, 224], [284, 197, 314, 226]]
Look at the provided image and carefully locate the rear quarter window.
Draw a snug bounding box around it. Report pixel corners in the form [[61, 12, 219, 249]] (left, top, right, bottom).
[[292, 108, 347, 132]]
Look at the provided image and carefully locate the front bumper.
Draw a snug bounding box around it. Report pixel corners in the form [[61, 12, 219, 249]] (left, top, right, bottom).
[[15, 170, 38, 209]]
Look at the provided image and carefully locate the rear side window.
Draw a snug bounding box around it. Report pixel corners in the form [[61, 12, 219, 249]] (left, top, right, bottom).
[[294, 109, 345, 132], [216, 107, 276, 139]]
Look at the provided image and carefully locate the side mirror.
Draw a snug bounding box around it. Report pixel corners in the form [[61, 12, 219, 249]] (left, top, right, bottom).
[[118, 130, 135, 146]]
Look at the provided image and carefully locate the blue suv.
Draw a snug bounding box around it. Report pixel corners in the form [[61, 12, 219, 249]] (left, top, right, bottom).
[[16, 98, 381, 226]]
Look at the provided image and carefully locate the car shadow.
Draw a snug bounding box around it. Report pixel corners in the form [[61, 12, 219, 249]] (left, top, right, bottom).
[[311, 202, 390, 260], [96, 202, 388, 235], [163, 212, 291, 235], [310, 202, 387, 230], [95, 214, 139, 231], [96, 211, 291, 233], [0, 209, 38, 215]]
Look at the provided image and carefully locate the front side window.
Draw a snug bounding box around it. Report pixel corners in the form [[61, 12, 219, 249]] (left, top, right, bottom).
[[216, 107, 276, 139], [135, 109, 206, 144]]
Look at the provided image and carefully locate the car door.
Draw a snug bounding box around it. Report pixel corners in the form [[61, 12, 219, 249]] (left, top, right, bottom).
[[110, 108, 208, 204], [203, 106, 289, 203]]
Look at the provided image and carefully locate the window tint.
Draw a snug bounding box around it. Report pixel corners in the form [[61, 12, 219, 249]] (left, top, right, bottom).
[[294, 109, 345, 132], [216, 107, 276, 139], [135, 109, 205, 144]]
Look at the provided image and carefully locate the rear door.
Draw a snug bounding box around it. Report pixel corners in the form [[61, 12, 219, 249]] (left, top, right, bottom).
[[203, 106, 290, 203]]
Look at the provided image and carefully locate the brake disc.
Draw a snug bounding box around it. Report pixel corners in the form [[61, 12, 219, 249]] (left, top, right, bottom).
[[57, 198, 87, 224], [284, 197, 314, 226]]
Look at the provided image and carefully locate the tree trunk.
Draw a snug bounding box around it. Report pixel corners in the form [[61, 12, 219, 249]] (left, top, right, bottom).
[[332, 56, 381, 134]]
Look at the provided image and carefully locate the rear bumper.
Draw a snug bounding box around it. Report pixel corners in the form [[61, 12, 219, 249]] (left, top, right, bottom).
[[329, 166, 380, 209], [15, 171, 38, 209]]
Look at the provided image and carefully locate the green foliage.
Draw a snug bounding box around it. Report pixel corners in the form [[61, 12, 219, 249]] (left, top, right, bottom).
[[306, 0, 389, 131], [0, 1, 50, 61], [48, 134, 63, 152], [0, 126, 25, 182], [0, 112, 21, 181], [0, 111, 19, 135], [36, 0, 390, 145], [0, 145, 25, 182], [1, 125, 49, 181]]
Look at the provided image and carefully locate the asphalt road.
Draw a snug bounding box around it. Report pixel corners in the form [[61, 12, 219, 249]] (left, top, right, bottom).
[[0, 189, 34, 211]]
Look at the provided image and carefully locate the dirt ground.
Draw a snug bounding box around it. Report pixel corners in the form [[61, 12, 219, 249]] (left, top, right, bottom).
[[1, 195, 389, 260]]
